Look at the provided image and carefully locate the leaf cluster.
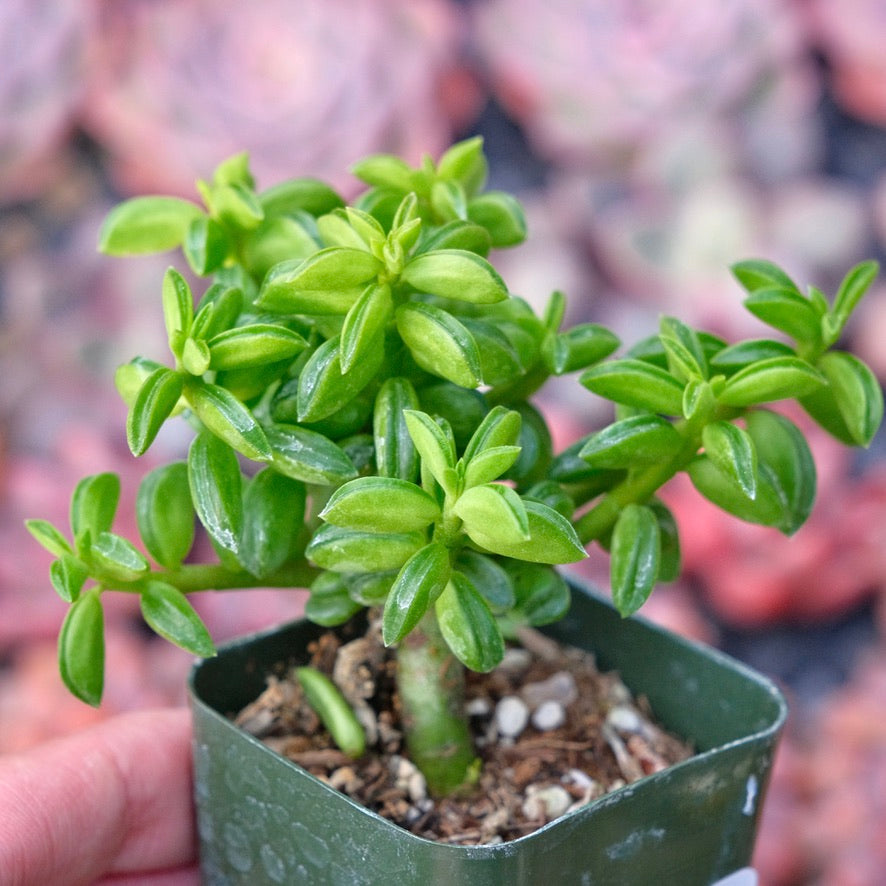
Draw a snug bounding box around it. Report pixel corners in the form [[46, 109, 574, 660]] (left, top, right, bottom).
[[32, 139, 883, 706]]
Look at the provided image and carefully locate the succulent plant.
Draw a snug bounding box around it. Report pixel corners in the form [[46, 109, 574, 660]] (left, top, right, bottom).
[[28, 138, 883, 796]]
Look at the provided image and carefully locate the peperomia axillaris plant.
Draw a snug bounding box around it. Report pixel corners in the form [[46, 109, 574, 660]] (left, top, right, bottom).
[[28, 138, 883, 797]]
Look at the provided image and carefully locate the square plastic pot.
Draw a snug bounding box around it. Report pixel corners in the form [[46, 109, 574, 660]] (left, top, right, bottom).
[[188, 580, 787, 885]]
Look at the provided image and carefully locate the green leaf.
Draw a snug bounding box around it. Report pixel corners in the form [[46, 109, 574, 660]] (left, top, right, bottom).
[[416, 220, 491, 256], [136, 462, 195, 569], [610, 504, 661, 617], [403, 409, 457, 493], [240, 469, 306, 578], [161, 268, 194, 355], [731, 259, 800, 295], [98, 197, 203, 255], [188, 432, 243, 563], [127, 368, 185, 456], [317, 208, 378, 251], [321, 477, 440, 533], [345, 571, 397, 606], [296, 333, 384, 423], [702, 421, 758, 500], [463, 446, 522, 488], [467, 191, 526, 247], [382, 543, 451, 645], [463, 405, 522, 463], [522, 480, 575, 520], [460, 319, 525, 385], [306, 572, 364, 626], [207, 324, 307, 371], [50, 554, 88, 603], [25, 519, 72, 558], [259, 178, 345, 217], [709, 339, 796, 374], [580, 359, 685, 415], [307, 525, 426, 574], [717, 356, 825, 407], [340, 283, 392, 373], [242, 216, 320, 279], [374, 377, 421, 482], [801, 351, 883, 447], [185, 380, 271, 461], [437, 137, 488, 195], [212, 182, 264, 230], [649, 499, 681, 583], [467, 500, 586, 565], [418, 383, 488, 451], [502, 561, 571, 627], [267, 246, 381, 292], [265, 424, 358, 486], [504, 402, 553, 486], [659, 316, 708, 381], [350, 154, 416, 191], [213, 151, 254, 189], [58, 589, 105, 706], [430, 179, 468, 221], [181, 336, 211, 376], [833, 260, 879, 325], [455, 484, 529, 549], [579, 415, 683, 469], [401, 249, 508, 304], [543, 323, 621, 375], [90, 531, 150, 583], [183, 216, 231, 276], [140, 580, 215, 657], [397, 302, 482, 388], [435, 574, 504, 672], [746, 409, 817, 534], [71, 473, 120, 541], [743, 286, 821, 344], [296, 666, 366, 758], [454, 551, 515, 614]]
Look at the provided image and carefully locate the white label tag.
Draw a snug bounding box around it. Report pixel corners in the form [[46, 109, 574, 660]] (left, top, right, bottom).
[[712, 869, 757, 886]]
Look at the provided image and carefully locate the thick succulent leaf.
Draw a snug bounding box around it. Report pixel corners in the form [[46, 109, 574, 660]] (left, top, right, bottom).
[[161, 268, 194, 355], [240, 469, 306, 578], [306, 524, 425, 574], [543, 323, 621, 375], [207, 324, 307, 371], [416, 220, 491, 256], [731, 259, 801, 295], [127, 368, 185, 457], [58, 589, 104, 706], [136, 462, 195, 569], [430, 179, 468, 222], [373, 377, 421, 482], [463, 405, 522, 463], [418, 384, 487, 451], [502, 561, 571, 627], [746, 409, 816, 535], [403, 409, 457, 493], [396, 303, 482, 388], [296, 334, 384, 423], [460, 319, 524, 385], [834, 260, 879, 325], [649, 499, 681, 583], [345, 570, 397, 606], [382, 543, 451, 645], [709, 339, 796, 375], [467, 500, 586, 565], [98, 196, 203, 255], [610, 504, 661, 617], [401, 249, 508, 304], [437, 137, 488, 195], [579, 414, 683, 469], [435, 574, 505, 672], [454, 551, 515, 614], [26, 519, 72, 558], [258, 177, 345, 217], [463, 446, 522, 489], [580, 359, 685, 415], [71, 473, 120, 541], [801, 351, 883, 448], [295, 666, 365, 758], [350, 153, 416, 191], [188, 432, 243, 563], [183, 217, 231, 276], [306, 572, 363, 626], [321, 477, 440, 533], [140, 580, 215, 657], [50, 554, 88, 603], [466, 191, 526, 248], [89, 532, 149, 583], [265, 424, 357, 486], [504, 402, 553, 486], [742, 287, 821, 345], [185, 380, 271, 461], [717, 356, 825, 408], [455, 484, 530, 549], [212, 182, 264, 230], [701, 421, 758, 500], [340, 283, 392, 373], [258, 258, 362, 314]]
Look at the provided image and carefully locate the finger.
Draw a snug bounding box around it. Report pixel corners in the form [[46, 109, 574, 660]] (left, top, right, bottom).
[[0, 708, 196, 886]]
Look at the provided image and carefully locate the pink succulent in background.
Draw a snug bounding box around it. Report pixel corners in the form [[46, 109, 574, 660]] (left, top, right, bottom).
[[804, 0, 886, 124], [81, 0, 478, 198], [0, 0, 94, 204], [471, 0, 819, 176]]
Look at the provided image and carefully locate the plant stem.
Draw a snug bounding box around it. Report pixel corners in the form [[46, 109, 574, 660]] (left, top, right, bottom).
[[395, 610, 477, 797]]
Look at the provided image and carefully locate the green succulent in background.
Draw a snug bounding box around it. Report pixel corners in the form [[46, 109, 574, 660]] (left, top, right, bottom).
[[28, 137, 884, 796]]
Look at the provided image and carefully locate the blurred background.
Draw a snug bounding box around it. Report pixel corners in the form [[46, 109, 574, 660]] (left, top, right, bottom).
[[3, 1, 886, 882]]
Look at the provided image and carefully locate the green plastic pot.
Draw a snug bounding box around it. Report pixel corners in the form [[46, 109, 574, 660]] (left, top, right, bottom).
[[188, 580, 786, 885]]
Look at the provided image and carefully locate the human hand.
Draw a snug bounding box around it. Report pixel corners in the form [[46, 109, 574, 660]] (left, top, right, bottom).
[[0, 708, 197, 886]]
